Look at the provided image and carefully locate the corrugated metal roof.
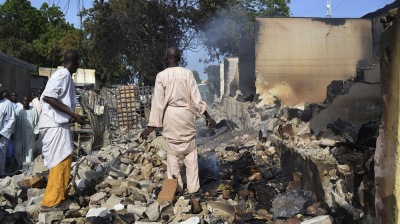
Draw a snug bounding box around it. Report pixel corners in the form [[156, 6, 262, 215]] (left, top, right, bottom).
[[0, 52, 36, 71]]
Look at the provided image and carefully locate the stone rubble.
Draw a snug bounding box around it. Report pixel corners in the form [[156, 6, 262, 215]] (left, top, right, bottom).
[[0, 84, 378, 223]]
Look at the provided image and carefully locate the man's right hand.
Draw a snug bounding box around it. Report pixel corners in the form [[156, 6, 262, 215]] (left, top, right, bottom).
[[73, 114, 86, 126], [140, 127, 156, 139]]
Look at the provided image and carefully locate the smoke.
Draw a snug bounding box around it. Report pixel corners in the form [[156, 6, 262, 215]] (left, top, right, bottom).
[[200, 3, 252, 59]]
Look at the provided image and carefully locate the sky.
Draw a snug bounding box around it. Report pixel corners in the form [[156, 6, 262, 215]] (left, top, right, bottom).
[[1, 0, 397, 80]]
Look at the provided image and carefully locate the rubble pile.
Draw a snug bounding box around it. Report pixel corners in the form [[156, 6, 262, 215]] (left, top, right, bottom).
[[0, 116, 336, 224], [0, 81, 380, 224]]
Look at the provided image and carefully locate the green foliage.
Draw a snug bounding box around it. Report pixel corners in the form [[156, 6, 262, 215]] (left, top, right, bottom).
[[79, 0, 291, 84], [0, 0, 79, 68], [82, 0, 205, 86], [0, 0, 290, 85]]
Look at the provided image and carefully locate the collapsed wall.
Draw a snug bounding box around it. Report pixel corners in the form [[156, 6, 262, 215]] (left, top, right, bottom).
[[223, 58, 239, 97], [255, 18, 374, 107]]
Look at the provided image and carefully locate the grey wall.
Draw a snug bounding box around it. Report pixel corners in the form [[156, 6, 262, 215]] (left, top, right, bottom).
[[0, 53, 35, 101]]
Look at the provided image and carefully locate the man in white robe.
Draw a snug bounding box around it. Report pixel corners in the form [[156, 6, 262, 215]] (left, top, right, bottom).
[[14, 96, 38, 168], [32, 88, 42, 152], [10, 92, 23, 112], [6, 91, 22, 164], [32, 88, 42, 115], [141, 47, 213, 214], [38, 50, 85, 211], [0, 84, 16, 176]]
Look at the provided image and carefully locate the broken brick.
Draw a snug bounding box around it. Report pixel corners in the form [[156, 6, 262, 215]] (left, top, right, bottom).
[[157, 179, 178, 204]]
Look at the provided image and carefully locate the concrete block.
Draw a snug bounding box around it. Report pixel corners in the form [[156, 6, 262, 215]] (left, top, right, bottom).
[[114, 203, 124, 211], [105, 194, 121, 210], [39, 211, 64, 224], [207, 201, 236, 223], [146, 201, 160, 221], [127, 204, 146, 217], [157, 179, 178, 204], [26, 195, 43, 215], [86, 207, 109, 218], [89, 192, 107, 204], [27, 188, 45, 200], [32, 160, 47, 175], [179, 217, 200, 224], [0, 176, 11, 188], [300, 215, 333, 224]]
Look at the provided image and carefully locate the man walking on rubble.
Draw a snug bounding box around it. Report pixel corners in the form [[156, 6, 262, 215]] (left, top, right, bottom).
[[140, 47, 213, 214], [38, 50, 86, 211], [0, 84, 16, 177]]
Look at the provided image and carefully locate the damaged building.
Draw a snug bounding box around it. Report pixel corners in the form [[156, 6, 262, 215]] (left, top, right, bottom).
[[2, 3, 400, 224]]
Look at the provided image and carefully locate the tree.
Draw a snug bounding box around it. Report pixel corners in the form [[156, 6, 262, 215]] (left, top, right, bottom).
[[192, 70, 201, 84], [80, 0, 128, 86], [0, 0, 45, 61], [82, 0, 208, 86], [80, 0, 290, 85], [33, 3, 80, 68], [0, 0, 79, 68]]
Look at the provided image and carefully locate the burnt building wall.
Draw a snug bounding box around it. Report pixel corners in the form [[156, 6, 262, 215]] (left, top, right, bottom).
[[239, 37, 256, 97], [224, 57, 239, 97], [205, 65, 221, 98], [255, 18, 374, 107]]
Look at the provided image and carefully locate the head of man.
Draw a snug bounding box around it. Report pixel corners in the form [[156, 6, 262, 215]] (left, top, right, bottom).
[[36, 88, 43, 98], [10, 92, 18, 103], [64, 50, 80, 75], [3, 90, 10, 100], [164, 47, 181, 68], [22, 96, 30, 109], [29, 91, 36, 100]]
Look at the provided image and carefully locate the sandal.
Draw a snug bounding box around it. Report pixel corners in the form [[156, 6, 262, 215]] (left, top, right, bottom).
[[40, 199, 71, 212]]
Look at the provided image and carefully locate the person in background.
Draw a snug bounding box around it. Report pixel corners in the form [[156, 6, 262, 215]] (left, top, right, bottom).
[[32, 88, 43, 155], [5, 91, 23, 171], [32, 88, 43, 115], [10, 92, 23, 112], [28, 91, 36, 107], [0, 84, 16, 177], [140, 47, 213, 214], [14, 96, 38, 169], [2, 90, 10, 100], [38, 50, 85, 211]]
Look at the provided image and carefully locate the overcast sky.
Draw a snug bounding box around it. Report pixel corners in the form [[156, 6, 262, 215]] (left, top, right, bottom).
[[1, 0, 396, 79]]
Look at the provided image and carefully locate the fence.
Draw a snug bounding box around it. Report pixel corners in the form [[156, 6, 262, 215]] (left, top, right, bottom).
[[79, 85, 154, 131]]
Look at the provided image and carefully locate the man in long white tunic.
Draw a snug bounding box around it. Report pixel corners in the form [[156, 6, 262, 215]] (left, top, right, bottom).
[[0, 84, 16, 176], [38, 50, 85, 211], [14, 96, 38, 168], [6, 91, 22, 165], [10, 92, 23, 112], [32, 88, 42, 115], [141, 47, 213, 213]]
